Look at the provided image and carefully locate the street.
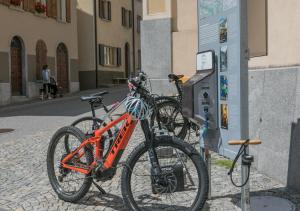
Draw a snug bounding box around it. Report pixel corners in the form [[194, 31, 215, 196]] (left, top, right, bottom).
[[0, 87, 299, 211]]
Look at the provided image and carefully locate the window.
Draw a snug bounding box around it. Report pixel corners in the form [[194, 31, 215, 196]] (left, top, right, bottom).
[[57, 0, 66, 22], [57, 0, 71, 22], [99, 0, 111, 21], [35, 0, 47, 14], [122, 7, 132, 28], [9, 0, 23, 8], [99, 44, 121, 67], [137, 15, 142, 33]]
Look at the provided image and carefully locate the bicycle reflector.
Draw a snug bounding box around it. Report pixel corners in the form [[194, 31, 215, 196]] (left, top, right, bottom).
[[125, 96, 152, 120]]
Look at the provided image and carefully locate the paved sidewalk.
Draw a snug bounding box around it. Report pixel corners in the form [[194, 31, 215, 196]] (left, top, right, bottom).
[[0, 125, 300, 210], [0, 88, 300, 210]]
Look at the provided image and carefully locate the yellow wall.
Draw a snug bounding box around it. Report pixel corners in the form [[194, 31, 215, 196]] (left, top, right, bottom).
[[0, 3, 78, 58], [77, 0, 95, 71], [97, 0, 133, 73], [143, 0, 171, 20], [78, 0, 142, 74], [249, 0, 300, 69], [148, 0, 165, 14], [172, 0, 198, 77]]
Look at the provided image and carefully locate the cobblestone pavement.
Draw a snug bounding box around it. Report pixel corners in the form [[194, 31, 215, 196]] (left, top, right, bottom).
[[0, 102, 300, 210]]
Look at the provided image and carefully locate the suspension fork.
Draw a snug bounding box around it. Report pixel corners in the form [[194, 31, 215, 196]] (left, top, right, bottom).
[[140, 120, 161, 176]]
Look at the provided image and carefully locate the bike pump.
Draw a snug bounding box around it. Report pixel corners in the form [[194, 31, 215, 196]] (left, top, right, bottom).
[[228, 140, 259, 211]]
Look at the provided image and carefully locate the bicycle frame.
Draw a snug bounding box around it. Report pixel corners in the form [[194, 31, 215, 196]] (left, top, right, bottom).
[[61, 112, 138, 175]]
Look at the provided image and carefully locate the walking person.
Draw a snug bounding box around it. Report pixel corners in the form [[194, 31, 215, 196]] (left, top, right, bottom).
[[42, 65, 51, 99]]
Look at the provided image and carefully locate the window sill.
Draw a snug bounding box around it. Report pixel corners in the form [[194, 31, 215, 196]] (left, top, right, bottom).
[[122, 25, 132, 29], [100, 64, 120, 68], [9, 5, 24, 13], [56, 19, 67, 24], [100, 18, 111, 22]]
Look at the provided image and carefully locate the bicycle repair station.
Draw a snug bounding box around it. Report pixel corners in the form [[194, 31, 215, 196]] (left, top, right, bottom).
[[180, 0, 295, 210]]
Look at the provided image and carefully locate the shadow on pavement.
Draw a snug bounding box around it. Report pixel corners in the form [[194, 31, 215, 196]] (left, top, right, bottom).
[[80, 191, 211, 210], [0, 87, 127, 117], [209, 187, 300, 209]]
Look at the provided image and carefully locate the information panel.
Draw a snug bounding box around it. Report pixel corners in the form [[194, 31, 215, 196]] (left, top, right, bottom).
[[198, 0, 249, 158]]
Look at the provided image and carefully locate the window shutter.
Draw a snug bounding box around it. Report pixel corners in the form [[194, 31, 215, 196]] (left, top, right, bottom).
[[0, 0, 10, 6], [66, 0, 71, 23], [129, 11, 133, 28], [117, 48, 121, 66], [122, 7, 125, 26], [52, 0, 57, 19], [47, 0, 57, 19], [99, 44, 105, 66], [22, 0, 35, 12], [99, 0, 103, 18], [107, 1, 111, 20]]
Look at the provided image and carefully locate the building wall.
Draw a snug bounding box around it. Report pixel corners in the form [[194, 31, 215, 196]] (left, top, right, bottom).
[[77, 0, 96, 89], [141, 0, 197, 95], [249, 0, 300, 69], [78, 0, 142, 88], [172, 0, 198, 78], [0, 1, 79, 105], [248, 0, 300, 189]]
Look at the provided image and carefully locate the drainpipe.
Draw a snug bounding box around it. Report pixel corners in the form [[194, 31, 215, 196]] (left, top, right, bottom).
[[94, 0, 99, 88], [132, 0, 136, 75]]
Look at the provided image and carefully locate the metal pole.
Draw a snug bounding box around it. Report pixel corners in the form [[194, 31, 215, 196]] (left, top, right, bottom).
[[241, 147, 251, 211], [205, 149, 212, 200]]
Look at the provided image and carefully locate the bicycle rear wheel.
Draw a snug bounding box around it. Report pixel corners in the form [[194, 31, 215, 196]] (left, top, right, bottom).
[[151, 99, 189, 140], [121, 137, 208, 210], [70, 116, 113, 157], [47, 126, 93, 202]]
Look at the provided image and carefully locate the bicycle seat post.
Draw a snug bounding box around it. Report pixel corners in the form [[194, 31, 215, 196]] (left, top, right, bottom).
[[90, 101, 96, 118]]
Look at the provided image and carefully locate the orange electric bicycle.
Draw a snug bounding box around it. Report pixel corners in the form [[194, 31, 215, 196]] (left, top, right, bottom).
[[47, 78, 208, 210]]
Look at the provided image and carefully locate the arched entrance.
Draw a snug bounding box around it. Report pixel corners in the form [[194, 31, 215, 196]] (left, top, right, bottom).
[[56, 43, 69, 93], [10, 36, 24, 96], [125, 43, 130, 78], [36, 40, 47, 80]]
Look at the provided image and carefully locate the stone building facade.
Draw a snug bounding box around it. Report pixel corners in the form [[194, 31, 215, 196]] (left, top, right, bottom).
[[0, 0, 79, 105], [77, 0, 142, 89]]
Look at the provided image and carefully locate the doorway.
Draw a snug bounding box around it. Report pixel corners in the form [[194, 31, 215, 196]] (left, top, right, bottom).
[[56, 43, 69, 93], [10, 36, 24, 96]]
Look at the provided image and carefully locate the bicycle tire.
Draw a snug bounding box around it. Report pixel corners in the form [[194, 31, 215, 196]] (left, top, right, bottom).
[[151, 99, 189, 140], [68, 116, 114, 156], [47, 126, 93, 202], [121, 136, 209, 211], [71, 116, 113, 137]]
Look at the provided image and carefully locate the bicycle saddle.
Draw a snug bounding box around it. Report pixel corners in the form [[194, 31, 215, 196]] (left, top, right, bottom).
[[168, 74, 184, 81], [80, 91, 109, 102]]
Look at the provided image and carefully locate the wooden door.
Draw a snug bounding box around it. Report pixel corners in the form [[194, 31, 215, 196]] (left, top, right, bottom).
[[56, 43, 69, 93], [11, 37, 23, 96], [36, 40, 47, 80]]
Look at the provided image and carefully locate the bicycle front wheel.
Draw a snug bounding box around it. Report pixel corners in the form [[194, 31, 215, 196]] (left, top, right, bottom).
[[121, 137, 208, 211]]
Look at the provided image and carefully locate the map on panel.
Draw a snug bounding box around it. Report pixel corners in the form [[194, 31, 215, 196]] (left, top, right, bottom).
[[200, 0, 222, 18]]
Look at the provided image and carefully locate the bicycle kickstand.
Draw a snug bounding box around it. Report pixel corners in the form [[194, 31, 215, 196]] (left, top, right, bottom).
[[93, 181, 106, 194]]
